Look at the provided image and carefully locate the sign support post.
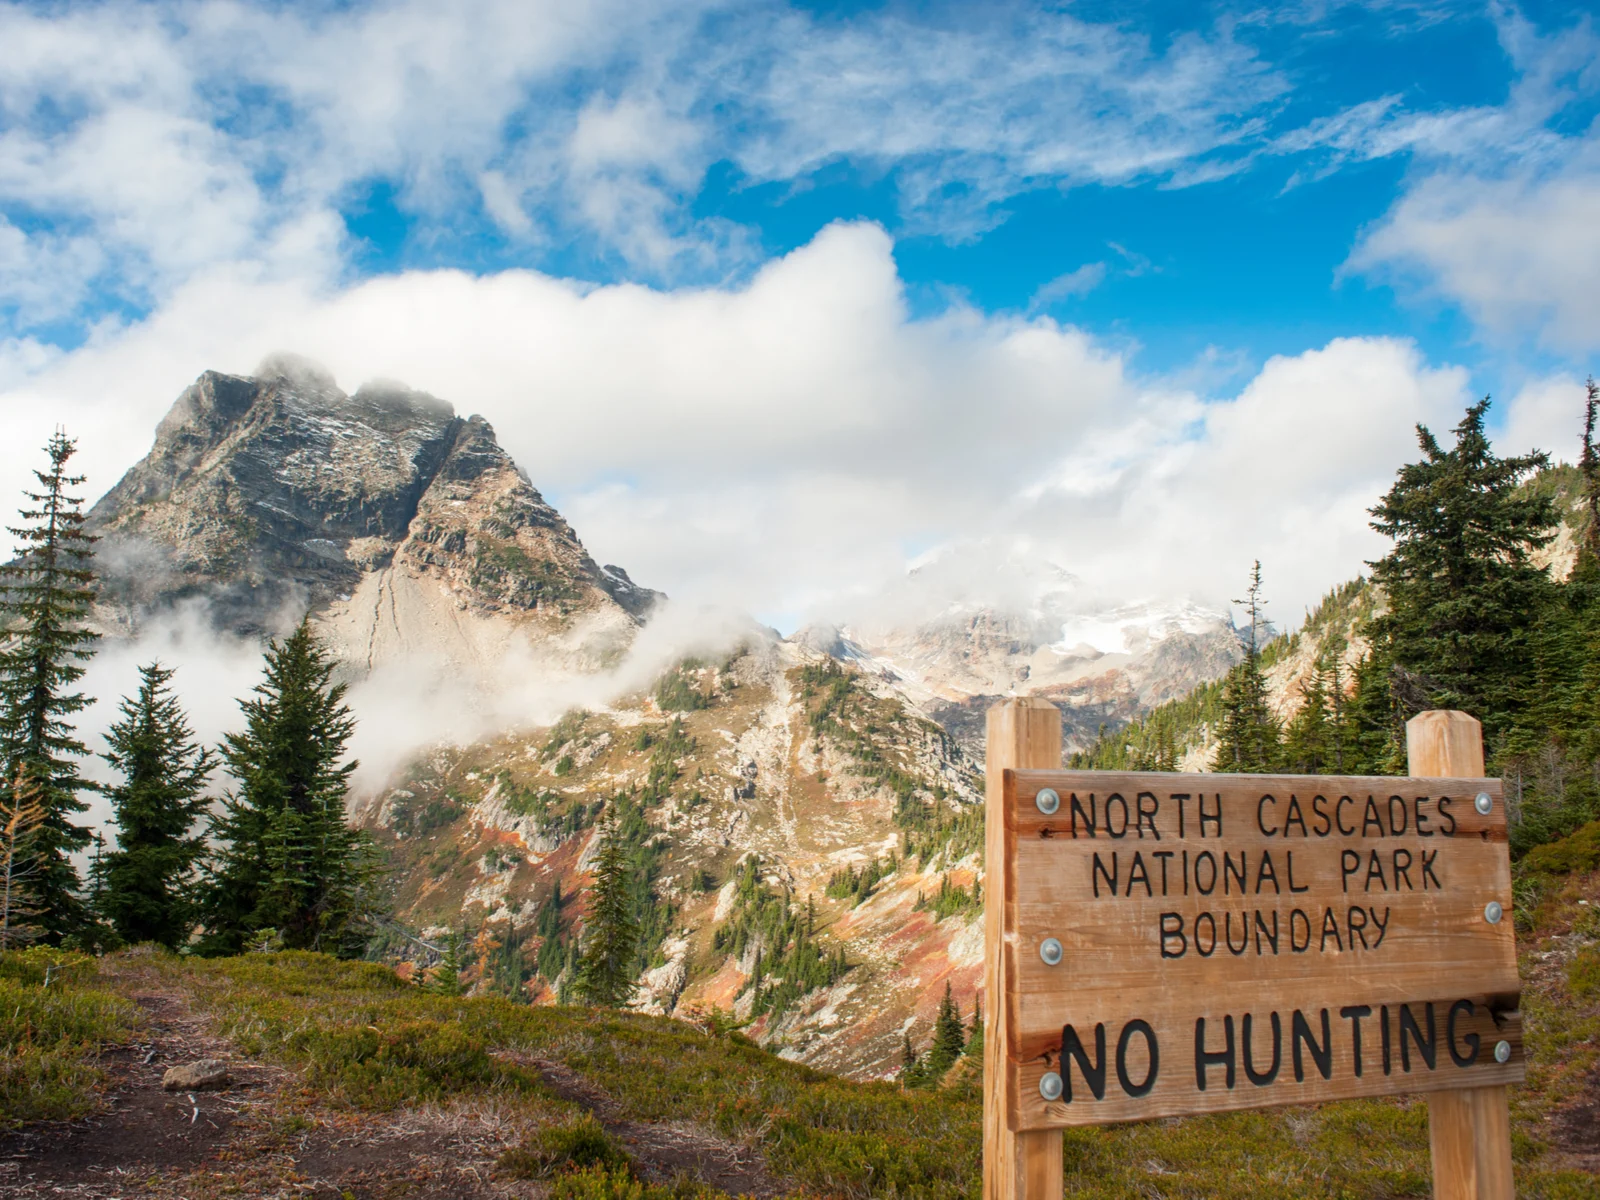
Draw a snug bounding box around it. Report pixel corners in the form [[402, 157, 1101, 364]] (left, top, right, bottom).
[[1408, 711, 1515, 1200], [983, 697, 1064, 1200]]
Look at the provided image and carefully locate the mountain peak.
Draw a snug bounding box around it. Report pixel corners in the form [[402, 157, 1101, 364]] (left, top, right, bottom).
[[89, 364, 660, 647]]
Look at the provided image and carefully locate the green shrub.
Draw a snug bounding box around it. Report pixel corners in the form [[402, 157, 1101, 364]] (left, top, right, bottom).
[[498, 1112, 628, 1179], [0, 947, 98, 988], [1570, 944, 1600, 1000], [1523, 821, 1600, 875], [0, 962, 136, 1129], [548, 1165, 731, 1200]]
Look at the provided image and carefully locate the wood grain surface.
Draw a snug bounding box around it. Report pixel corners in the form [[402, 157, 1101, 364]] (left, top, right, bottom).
[[1000, 770, 1524, 1130]]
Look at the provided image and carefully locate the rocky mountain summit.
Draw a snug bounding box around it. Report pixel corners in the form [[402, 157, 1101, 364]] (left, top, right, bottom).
[[88, 360, 659, 672]]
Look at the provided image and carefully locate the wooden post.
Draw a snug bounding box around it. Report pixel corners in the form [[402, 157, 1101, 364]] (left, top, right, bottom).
[[1407, 710, 1516, 1200], [984, 698, 1063, 1200]]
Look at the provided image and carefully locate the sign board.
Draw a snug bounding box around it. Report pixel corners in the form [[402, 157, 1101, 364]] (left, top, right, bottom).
[[999, 770, 1523, 1130]]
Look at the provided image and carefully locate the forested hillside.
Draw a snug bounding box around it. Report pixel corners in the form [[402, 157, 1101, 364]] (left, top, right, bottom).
[[1076, 389, 1600, 862]]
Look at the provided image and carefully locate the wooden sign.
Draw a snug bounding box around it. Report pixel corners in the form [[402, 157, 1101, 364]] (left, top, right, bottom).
[[997, 768, 1522, 1130]]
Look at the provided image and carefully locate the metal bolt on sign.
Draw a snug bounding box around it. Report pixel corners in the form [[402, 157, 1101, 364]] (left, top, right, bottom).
[[1484, 901, 1503, 924], [1040, 938, 1063, 966], [1036, 787, 1060, 815], [1475, 791, 1493, 815], [1039, 1072, 1064, 1101], [1495, 1041, 1512, 1064]]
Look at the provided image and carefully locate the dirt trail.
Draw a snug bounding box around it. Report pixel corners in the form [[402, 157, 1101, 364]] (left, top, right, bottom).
[[1, 965, 788, 1198]]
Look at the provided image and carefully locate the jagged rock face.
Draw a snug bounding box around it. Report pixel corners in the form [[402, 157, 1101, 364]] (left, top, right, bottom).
[[88, 365, 659, 643]]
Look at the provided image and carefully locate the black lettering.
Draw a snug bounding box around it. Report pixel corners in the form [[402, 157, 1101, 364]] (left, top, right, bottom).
[[1369, 906, 1390, 949], [1256, 850, 1280, 895], [1341, 1005, 1372, 1078], [1364, 849, 1388, 892], [1061, 1023, 1107, 1100], [1194, 1015, 1236, 1090], [1105, 794, 1130, 838], [1335, 795, 1356, 836], [1447, 1000, 1480, 1068], [1438, 796, 1456, 836], [1381, 1005, 1392, 1075], [1173, 794, 1189, 838], [1254, 909, 1279, 955], [1092, 852, 1117, 898], [1388, 796, 1409, 836], [1199, 794, 1222, 837], [1392, 848, 1414, 890], [1421, 850, 1441, 890], [1194, 912, 1217, 956], [1136, 792, 1160, 840], [1320, 907, 1343, 952], [1283, 796, 1309, 838], [1415, 796, 1434, 837], [1117, 1020, 1159, 1097], [1347, 905, 1370, 950], [1159, 912, 1187, 958], [1243, 1012, 1281, 1086], [1292, 1009, 1333, 1081], [1071, 793, 1098, 838], [1194, 851, 1217, 896], [1126, 852, 1152, 898], [1223, 851, 1247, 896], [1289, 909, 1311, 952], [1153, 850, 1174, 895], [1341, 849, 1360, 892], [1286, 851, 1309, 894], [1257, 795, 1279, 836], [1399, 1003, 1436, 1072], [1311, 795, 1332, 837], [1363, 796, 1386, 837], [1226, 910, 1249, 955]]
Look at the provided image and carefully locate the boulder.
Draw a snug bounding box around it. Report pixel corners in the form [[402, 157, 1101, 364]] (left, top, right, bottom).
[[161, 1059, 232, 1091]]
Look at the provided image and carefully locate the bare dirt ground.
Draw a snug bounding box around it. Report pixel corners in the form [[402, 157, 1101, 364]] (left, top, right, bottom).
[[0, 963, 784, 1199]]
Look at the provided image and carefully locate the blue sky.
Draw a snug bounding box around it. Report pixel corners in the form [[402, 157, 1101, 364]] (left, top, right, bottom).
[[1, 0, 1598, 628]]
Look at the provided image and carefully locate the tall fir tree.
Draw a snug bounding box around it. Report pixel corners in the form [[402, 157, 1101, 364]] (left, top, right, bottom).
[[574, 810, 640, 1007], [1366, 398, 1556, 745], [0, 432, 98, 941], [1215, 561, 1281, 772], [922, 981, 967, 1082], [99, 663, 217, 949], [199, 620, 374, 955]]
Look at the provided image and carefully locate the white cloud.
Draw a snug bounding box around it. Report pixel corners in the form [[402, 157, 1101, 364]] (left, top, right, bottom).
[[1330, 9, 1600, 351], [0, 0, 1292, 333], [1351, 164, 1600, 352], [1031, 263, 1107, 307], [0, 221, 1494, 635]]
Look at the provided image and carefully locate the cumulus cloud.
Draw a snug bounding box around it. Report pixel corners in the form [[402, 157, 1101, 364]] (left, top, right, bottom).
[[1334, 9, 1600, 351], [0, 0, 1292, 334], [0, 221, 1495, 637]]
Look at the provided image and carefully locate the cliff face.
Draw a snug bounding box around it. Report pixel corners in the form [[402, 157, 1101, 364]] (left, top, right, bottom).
[[88, 363, 660, 663]]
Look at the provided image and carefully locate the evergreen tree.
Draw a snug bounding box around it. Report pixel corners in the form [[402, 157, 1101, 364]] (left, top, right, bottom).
[[1215, 561, 1281, 772], [99, 663, 217, 949], [964, 995, 984, 1059], [1366, 398, 1556, 743], [427, 931, 465, 996], [1579, 377, 1599, 569], [574, 811, 639, 1007], [923, 981, 967, 1081], [900, 1032, 922, 1086], [199, 620, 374, 955], [0, 432, 99, 942]]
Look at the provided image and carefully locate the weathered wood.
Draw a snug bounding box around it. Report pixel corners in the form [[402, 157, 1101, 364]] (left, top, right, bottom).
[[1000, 768, 1521, 1129], [984, 698, 1063, 1200], [1410, 712, 1516, 1200]]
